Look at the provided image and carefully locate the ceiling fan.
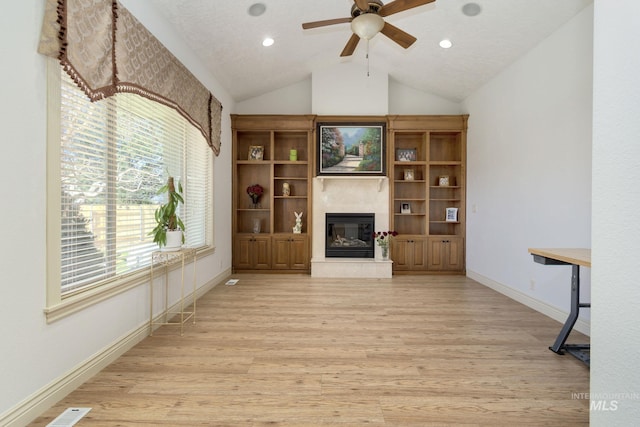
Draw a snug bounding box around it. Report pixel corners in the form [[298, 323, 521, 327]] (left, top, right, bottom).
[[302, 0, 436, 57]]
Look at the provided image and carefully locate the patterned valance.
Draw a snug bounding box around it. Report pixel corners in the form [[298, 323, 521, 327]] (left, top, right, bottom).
[[39, 0, 222, 155]]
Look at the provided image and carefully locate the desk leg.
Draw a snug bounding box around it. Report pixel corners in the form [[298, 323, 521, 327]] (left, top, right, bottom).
[[549, 264, 581, 354]]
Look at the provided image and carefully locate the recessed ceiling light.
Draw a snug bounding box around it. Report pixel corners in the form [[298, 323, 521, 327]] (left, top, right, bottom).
[[462, 3, 482, 17], [248, 3, 266, 17], [262, 37, 274, 47], [439, 39, 452, 49]]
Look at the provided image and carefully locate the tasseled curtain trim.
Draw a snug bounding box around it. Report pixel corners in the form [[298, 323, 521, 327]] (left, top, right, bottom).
[[38, 0, 222, 155]]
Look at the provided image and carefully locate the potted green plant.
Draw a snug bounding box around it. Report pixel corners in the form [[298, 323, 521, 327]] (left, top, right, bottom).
[[149, 176, 185, 251]]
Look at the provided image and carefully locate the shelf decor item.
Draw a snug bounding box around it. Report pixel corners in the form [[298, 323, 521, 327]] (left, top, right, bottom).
[[289, 149, 297, 161], [396, 148, 417, 162], [401, 202, 411, 214], [149, 176, 185, 251], [373, 230, 398, 260], [404, 168, 415, 181], [317, 122, 386, 176], [246, 183, 264, 208], [248, 145, 264, 160], [252, 218, 261, 233], [438, 175, 450, 186], [282, 182, 291, 196], [293, 212, 303, 234], [446, 207, 458, 222]]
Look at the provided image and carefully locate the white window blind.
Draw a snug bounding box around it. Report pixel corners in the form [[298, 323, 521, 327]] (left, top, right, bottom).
[[59, 71, 212, 294]]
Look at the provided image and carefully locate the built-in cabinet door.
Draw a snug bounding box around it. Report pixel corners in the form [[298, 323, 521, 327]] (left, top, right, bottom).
[[427, 236, 464, 271], [411, 238, 428, 270], [272, 235, 309, 270], [234, 236, 252, 270], [392, 237, 428, 271], [391, 239, 411, 271], [272, 237, 290, 269], [252, 237, 272, 269], [289, 236, 309, 269], [234, 235, 271, 270]]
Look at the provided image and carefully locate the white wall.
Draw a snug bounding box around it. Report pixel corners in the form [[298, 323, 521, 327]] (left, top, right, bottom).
[[0, 2, 234, 424], [235, 64, 463, 116], [389, 78, 462, 115], [462, 6, 593, 330], [313, 62, 390, 115], [591, 1, 640, 424], [235, 78, 312, 114], [0, 2, 49, 416]]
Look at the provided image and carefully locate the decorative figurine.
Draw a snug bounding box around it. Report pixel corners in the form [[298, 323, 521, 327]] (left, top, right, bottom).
[[293, 211, 303, 234], [282, 182, 290, 196]]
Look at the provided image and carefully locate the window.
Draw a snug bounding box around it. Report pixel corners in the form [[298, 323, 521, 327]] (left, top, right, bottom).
[[46, 62, 213, 316]]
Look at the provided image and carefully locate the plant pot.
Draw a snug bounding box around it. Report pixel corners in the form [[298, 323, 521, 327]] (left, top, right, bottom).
[[162, 230, 183, 251]]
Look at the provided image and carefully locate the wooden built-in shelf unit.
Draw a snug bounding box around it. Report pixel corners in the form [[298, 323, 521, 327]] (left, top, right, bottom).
[[231, 114, 468, 274]]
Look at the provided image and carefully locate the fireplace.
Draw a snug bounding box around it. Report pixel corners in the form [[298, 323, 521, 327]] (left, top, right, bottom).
[[325, 213, 374, 258]]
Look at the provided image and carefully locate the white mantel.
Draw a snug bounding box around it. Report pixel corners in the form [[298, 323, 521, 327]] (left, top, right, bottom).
[[311, 176, 392, 278]]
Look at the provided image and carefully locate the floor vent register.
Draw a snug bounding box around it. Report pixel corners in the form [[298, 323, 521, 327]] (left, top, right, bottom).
[[46, 408, 91, 427]]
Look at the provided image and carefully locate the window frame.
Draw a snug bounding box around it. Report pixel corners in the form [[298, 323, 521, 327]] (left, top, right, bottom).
[[45, 59, 215, 322]]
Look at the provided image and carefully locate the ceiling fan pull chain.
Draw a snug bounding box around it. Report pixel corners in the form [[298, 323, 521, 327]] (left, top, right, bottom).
[[366, 39, 370, 77]]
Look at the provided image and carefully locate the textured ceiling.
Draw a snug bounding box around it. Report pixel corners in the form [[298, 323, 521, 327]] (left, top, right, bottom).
[[148, 0, 592, 102]]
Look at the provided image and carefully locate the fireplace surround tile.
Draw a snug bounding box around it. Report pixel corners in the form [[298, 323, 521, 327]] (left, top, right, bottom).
[[312, 177, 391, 278]]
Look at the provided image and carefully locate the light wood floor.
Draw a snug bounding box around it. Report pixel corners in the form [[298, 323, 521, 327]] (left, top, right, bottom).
[[33, 274, 590, 426]]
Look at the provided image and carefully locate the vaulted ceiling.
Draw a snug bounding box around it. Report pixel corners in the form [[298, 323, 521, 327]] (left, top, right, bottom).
[[148, 0, 592, 102]]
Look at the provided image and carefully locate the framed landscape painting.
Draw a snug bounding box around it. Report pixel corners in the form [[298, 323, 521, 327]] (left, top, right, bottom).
[[317, 122, 386, 176]]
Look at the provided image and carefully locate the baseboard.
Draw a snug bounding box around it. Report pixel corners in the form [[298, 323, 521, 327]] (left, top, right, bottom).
[[0, 268, 231, 427], [467, 269, 590, 336]]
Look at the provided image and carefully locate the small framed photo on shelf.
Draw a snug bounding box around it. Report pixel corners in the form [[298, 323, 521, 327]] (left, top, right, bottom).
[[438, 175, 450, 186], [401, 202, 411, 214], [396, 148, 417, 162], [404, 168, 415, 181], [248, 145, 264, 161], [446, 207, 458, 222]]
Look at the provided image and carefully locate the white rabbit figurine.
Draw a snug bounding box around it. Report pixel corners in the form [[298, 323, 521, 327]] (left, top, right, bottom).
[[293, 212, 303, 234]]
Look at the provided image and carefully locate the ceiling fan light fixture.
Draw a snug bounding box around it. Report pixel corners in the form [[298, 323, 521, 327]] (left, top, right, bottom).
[[350, 13, 385, 40]]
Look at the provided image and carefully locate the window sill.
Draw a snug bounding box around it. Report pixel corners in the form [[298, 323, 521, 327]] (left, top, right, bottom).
[[44, 246, 214, 323]]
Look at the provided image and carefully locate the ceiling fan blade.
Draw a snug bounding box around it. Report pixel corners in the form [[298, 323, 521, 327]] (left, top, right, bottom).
[[354, 0, 370, 11], [302, 17, 352, 30], [380, 22, 417, 49], [340, 33, 361, 57], [379, 0, 435, 17]]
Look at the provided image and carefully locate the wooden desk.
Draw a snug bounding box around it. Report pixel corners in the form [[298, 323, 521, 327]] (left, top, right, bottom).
[[528, 248, 591, 367]]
